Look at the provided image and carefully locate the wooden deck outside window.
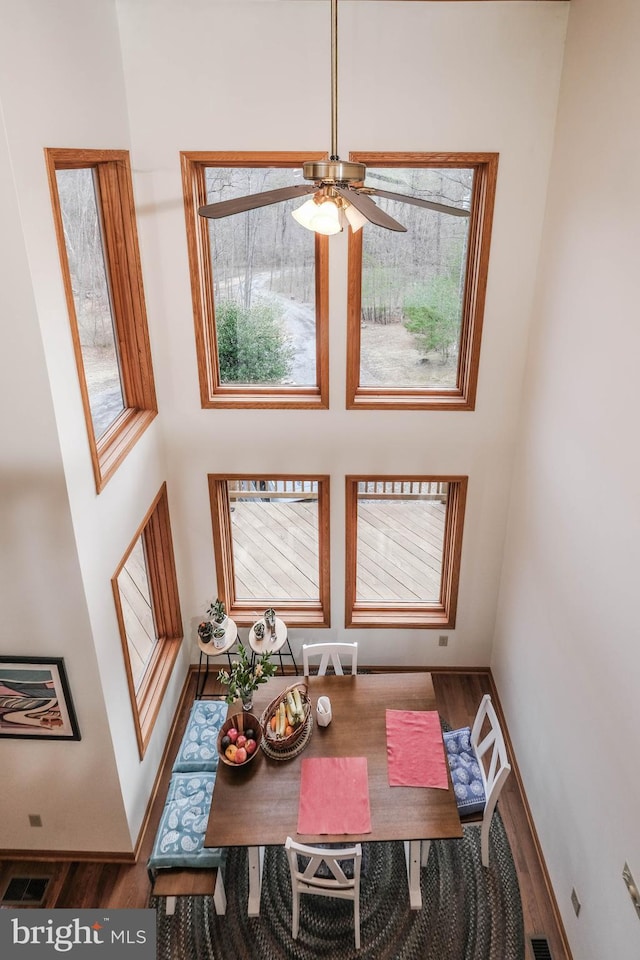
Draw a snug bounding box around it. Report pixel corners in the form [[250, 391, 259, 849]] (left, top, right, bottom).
[[181, 152, 329, 409], [112, 484, 183, 758], [208, 475, 330, 627], [45, 148, 157, 492], [345, 477, 468, 628]]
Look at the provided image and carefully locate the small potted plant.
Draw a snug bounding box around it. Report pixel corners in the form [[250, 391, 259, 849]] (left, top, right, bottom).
[[207, 598, 227, 628], [217, 643, 276, 711], [197, 620, 214, 644]]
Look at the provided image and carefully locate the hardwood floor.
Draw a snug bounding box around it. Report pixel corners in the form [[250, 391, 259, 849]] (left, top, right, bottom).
[[0, 668, 572, 960]]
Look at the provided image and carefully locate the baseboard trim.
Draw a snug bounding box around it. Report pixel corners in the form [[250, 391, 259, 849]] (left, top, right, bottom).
[[0, 850, 136, 863]]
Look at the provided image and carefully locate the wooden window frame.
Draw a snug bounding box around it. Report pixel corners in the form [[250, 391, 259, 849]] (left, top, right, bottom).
[[345, 475, 468, 628], [208, 474, 331, 627], [45, 149, 157, 492], [112, 483, 183, 758], [181, 152, 330, 409], [346, 152, 498, 411]]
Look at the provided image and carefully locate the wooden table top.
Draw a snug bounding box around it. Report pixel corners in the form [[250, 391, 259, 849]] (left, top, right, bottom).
[[205, 673, 462, 848]]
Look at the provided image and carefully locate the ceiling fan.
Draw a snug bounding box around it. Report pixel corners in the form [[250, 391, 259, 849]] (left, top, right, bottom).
[[198, 0, 470, 236]]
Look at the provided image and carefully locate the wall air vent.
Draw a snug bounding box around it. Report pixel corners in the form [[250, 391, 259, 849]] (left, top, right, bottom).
[[1, 876, 50, 906], [529, 937, 553, 960]]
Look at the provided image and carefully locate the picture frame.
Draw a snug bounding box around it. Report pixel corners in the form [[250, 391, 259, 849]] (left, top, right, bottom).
[[0, 657, 81, 740]]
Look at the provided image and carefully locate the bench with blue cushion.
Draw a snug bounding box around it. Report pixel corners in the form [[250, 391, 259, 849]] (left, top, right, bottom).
[[171, 699, 227, 774], [148, 701, 228, 915]]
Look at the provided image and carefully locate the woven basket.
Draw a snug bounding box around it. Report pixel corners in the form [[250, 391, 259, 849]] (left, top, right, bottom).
[[260, 682, 310, 752]]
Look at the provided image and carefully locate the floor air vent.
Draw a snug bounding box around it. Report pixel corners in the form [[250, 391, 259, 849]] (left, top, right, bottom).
[[1, 876, 50, 906], [529, 936, 553, 960]]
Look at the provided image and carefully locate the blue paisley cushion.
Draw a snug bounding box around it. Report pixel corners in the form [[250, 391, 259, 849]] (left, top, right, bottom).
[[443, 726, 486, 817], [166, 771, 215, 804], [172, 699, 227, 773], [148, 772, 226, 870]]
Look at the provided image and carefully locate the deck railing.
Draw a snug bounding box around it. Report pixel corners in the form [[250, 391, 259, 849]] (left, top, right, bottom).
[[228, 479, 447, 502], [228, 479, 319, 501], [357, 481, 448, 502]]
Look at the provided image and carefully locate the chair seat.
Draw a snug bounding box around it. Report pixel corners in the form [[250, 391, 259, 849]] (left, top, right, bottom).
[[443, 726, 486, 817]]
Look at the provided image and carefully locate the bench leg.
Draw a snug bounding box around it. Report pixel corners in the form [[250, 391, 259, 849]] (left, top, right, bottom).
[[165, 896, 177, 916], [213, 868, 227, 916]]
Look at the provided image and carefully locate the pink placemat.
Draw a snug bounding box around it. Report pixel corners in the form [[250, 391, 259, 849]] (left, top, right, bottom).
[[386, 709, 449, 788], [297, 757, 372, 835]]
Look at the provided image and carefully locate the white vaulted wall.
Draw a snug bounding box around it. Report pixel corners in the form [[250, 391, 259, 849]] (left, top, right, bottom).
[[0, 0, 186, 851], [18, 16, 640, 960], [116, 0, 568, 665], [492, 0, 640, 957]]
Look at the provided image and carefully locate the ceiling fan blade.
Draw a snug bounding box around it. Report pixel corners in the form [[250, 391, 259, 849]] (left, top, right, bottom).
[[334, 186, 407, 232], [198, 184, 317, 219], [366, 188, 470, 218]]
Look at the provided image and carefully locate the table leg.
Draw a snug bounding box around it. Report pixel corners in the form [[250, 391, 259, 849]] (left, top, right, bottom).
[[247, 845, 265, 916], [404, 839, 422, 910]]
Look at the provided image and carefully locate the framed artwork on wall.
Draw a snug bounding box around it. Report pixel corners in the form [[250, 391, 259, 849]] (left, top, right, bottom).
[[0, 657, 81, 741]]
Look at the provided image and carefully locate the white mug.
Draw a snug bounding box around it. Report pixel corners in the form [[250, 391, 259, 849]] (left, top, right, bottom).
[[316, 696, 332, 727]]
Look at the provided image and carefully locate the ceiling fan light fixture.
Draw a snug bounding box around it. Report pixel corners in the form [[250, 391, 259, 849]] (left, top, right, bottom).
[[292, 196, 343, 235], [343, 201, 368, 233]]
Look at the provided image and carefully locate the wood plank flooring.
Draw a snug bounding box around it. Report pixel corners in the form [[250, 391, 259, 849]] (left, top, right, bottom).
[[0, 669, 572, 960]]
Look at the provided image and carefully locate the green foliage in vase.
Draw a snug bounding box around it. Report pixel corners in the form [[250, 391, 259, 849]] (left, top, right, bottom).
[[217, 642, 277, 706], [215, 300, 294, 384]]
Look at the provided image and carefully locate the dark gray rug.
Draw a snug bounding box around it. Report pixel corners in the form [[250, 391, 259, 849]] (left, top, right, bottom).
[[151, 811, 524, 960]]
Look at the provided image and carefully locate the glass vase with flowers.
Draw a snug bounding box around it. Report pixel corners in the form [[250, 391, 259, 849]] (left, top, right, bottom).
[[217, 642, 276, 711]]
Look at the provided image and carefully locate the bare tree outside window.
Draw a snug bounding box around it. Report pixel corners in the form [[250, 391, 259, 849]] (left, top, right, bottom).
[[206, 167, 317, 386], [360, 167, 473, 389], [56, 168, 125, 437], [347, 152, 498, 411]]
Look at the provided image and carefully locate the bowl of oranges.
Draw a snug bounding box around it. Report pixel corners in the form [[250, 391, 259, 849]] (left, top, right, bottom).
[[217, 712, 262, 767]]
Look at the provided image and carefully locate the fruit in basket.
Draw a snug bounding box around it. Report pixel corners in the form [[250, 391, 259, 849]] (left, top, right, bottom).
[[234, 746, 247, 764], [246, 738, 257, 755], [245, 728, 256, 741], [227, 727, 239, 743], [236, 734, 247, 749], [225, 744, 238, 762], [221, 734, 231, 750]]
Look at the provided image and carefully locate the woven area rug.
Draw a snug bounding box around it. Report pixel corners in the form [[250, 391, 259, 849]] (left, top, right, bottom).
[[151, 811, 524, 960]]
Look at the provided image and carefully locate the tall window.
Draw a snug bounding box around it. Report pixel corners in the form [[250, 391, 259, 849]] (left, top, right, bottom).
[[181, 152, 329, 408], [347, 153, 498, 410], [209, 475, 330, 626], [345, 477, 467, 628], [112, 485, 182, 758], [46, 149, 157, 491]]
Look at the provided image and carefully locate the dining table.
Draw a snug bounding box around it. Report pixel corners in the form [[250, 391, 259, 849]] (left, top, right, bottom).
[[204, 672, 462, 915]]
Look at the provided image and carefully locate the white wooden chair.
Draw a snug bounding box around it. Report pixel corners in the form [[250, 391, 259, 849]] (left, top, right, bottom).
[[285, 837, 362, 949], [302, 642, 358, 676], [433, 693, 511, 868]]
